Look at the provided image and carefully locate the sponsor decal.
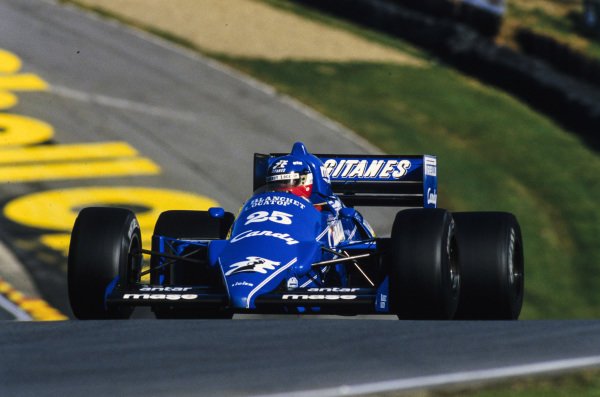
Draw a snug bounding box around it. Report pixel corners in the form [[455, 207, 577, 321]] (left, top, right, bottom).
[[380, 294, 388, 309], [267, 172, 299, 181], [427, 188, 438, 206], [245, 210, 293, 226], [292, 161, 303, 166], [272, 159, 288, 170], [308, 288, 359, 292], [425, 156, 437, 177], [282, 294, 358, 300], [287, 277, 299, 290], [249, 196, 306, 210], [246, 257, 298, 309], [322, 159, 412, 180], [139, 286, 192, 292], [230, 230, 299, 245], [225, 256, 281, 276], [232, 281, 254, 288], [123, 294, 198, 300]]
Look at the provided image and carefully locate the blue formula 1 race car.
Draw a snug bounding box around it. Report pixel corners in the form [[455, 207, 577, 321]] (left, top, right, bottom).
[[67, 142, 524, 320]]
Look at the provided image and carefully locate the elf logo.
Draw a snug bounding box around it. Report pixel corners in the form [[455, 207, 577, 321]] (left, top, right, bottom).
[[225, 256, 281, 276]]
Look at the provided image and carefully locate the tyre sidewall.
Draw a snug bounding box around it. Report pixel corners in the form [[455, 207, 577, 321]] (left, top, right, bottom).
[[454, 212, 524, 319], [68, 207, 140, 319], [389, 209, 460, 319]]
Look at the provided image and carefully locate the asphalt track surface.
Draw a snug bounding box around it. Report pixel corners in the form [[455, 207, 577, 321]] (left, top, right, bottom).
[[3, 320, 600, 396], [2, 1, 600, 396]]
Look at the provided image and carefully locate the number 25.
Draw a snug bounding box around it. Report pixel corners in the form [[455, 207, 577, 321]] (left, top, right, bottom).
[[245, 210, 293, 225]]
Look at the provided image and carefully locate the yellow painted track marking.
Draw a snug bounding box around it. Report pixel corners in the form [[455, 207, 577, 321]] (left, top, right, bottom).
[[0, 74, 48, 91], [0, 142, 138, 164], [0, 49, 22, 74], [0, 51, 47, 109], [0, 158, 160, 183], [5, 186, 219, 234], [0, 278, 67, 321], [39, 234, 72, 257], [0, 113, 54, 147], [0, 91, 17, 109], [0, 142, 139, 164]]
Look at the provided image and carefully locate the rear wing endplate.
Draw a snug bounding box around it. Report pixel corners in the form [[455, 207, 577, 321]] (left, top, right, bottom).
[[254, 153, 438, 208]]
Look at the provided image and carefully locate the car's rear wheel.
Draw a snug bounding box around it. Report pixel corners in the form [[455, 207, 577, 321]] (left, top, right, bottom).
[[453, 212, 524, 320], [150, 210, 233, 319], [389, 208, 460, 320], [68, 207, 141, 319]]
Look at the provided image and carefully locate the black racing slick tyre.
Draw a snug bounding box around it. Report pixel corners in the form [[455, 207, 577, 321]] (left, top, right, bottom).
[[150, 210, 233, 319], [389, 209, 460, 320], [453, 212, 524, 320], [68, 207, 142, 319]]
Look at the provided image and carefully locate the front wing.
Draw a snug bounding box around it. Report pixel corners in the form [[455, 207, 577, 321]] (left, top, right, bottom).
[[106, 286, 390, 314]]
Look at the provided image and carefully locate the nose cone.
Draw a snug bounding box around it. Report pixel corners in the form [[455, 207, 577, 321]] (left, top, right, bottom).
[[227, 279, 255, 309], [222, 253, 297, 310], [221, 193, 323, 311], [220, 239, 319, 309]]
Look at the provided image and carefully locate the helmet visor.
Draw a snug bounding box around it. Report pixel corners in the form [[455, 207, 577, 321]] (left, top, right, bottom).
[[267, 171, 313, 189]]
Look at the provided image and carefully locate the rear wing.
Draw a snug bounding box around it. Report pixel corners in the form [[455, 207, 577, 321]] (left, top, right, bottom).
[[254, 153, 438, 208]]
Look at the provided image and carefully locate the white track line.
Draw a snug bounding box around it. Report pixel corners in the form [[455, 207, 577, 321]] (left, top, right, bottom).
[[0, 294, 32, 321], [250, 356, 600, 397], [50, 84, 201, 123]]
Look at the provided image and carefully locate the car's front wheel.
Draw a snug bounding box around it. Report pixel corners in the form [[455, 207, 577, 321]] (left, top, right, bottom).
[[68, 207, 142, 319]]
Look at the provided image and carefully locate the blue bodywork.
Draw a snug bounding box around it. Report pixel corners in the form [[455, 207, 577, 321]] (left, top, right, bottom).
[[215, 190, 370, 310], [106, 142, 437, 315]]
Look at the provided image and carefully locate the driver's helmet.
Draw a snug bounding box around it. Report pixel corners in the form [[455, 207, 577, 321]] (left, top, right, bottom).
[[266, 156, 313, 199]]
